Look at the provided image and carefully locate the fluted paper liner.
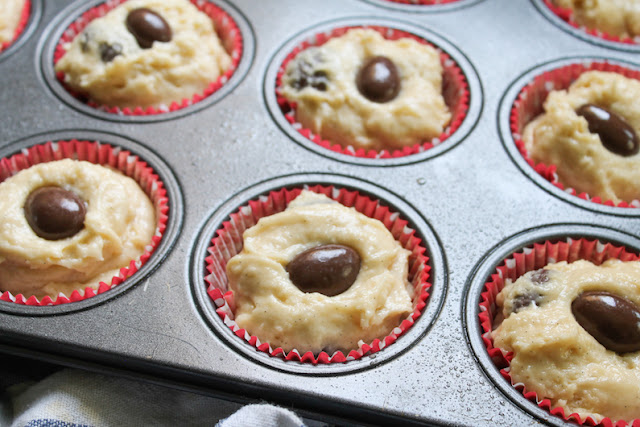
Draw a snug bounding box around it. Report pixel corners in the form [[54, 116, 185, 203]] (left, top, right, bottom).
[[510, 61, 640, 208], [0, 140, 169, 306], [275, 25, 469, 159], [204, 185, 431, 364], [53, 0, 243, 116], [479, 237, 640, 426], [0, 0, 31, 53]]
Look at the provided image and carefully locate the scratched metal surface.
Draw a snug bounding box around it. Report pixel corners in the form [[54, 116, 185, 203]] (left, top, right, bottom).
[[0, 0, 639, 425]]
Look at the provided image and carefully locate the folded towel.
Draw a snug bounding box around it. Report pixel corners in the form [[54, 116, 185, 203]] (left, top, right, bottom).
[[2, 368, 306, 427]]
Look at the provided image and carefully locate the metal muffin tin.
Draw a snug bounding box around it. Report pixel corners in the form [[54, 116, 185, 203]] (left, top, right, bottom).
[[0, 0, 639, 425]]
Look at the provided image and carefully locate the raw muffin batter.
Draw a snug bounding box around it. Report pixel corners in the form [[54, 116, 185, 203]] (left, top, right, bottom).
[[280, 28, 451, 151], [55, 0, 231, 109], [0, 0, 26, 44], [551, 0, 640, 39], [226, 191, 414, 354], [493, 259, 640, 422], [523, 71, 640, 203], [0, 159, 156, 300]]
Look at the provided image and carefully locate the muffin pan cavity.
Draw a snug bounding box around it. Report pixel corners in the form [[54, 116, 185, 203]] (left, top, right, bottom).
[[464, 224, 640, 426], [37, 0, 254, 122], [532, 0, 640, 52], [191, 174, 446, 375], [0, 130, 183, 316], [263, 17, 482, 166], [499, 56, 640, 216]]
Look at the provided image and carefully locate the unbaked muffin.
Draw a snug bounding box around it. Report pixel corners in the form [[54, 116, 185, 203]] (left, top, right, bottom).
[[493, 259, 640, 423], [0, 0, 26, 45], [551, 0, 640, 40], [225, 191, 414, 354], [0, 159, 156, 300], [522, 70, 640, 204], [280, 28, 451, 152], [55, 0, 232, 109]]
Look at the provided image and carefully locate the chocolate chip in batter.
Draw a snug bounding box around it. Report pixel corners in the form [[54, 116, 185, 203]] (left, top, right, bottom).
[[576, 104, 639, 157], [530, 268, 550, 285], [126, 8, 172, 49], [356, 56, 400, 103], [290, 57, 330, 92], [80, 32, 91, 53], [286, 244, 361, 297], [511, 292, 542, 313], [572, 291, 640, 353], [24, 186, 86, 240], [99, 42, 122, 63]]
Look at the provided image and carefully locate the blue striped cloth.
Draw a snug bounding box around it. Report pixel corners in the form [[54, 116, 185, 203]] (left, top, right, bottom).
[[1, 367, 307, 427]]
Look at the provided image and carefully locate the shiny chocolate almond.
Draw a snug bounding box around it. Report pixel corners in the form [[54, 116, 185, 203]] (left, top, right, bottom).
[[576, 104, 639, 157], [126, 8, 172, 49], [99, 42, 122, 63], [357, 56, 400, 103], [572, 291, 640, 353], [24, 186, 86, 240], [286, 244, 361, 297]]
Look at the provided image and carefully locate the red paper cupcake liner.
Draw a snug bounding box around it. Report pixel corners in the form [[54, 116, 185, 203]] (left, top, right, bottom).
[[204, 185, 431, 364], [0, 140, 169, 306], [543, 0, 639, 46], [510, 61, 640, 208], [0, 0, 31, 54], [479, 237, 640, 426], [275, 26, 469, 159], [53, 0, 243, 116]]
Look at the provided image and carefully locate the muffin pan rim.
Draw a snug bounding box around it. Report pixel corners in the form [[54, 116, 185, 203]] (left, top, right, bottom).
[[36, 0, 256, 123], [497, 55, 640, 217], [463, 223, 640, 427], [190, 172, 448, 376], [0, 129, 184, 316], [262, 16, 483, 167]]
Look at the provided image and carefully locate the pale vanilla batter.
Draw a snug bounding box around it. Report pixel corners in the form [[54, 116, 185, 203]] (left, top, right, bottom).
[[55, 0, 231, 109], [0, 159, 156, 299], [493, 259, 640, 422], [281, 29, 451, 151], [226, 191, 414, 354], [552, 0, 640, 39], [523, 71, 640, 203], [0, 0, 26, 44]]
